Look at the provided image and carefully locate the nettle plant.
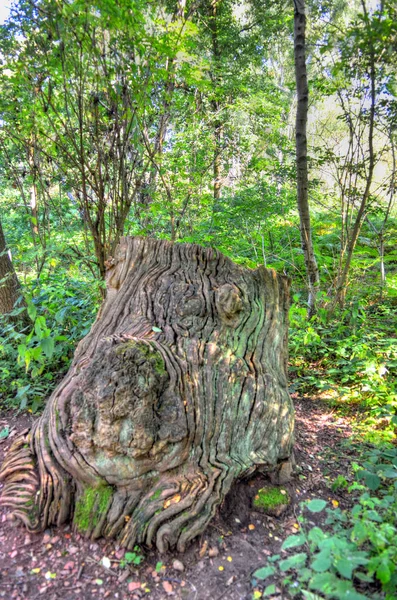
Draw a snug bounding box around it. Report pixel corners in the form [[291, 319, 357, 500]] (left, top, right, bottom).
[[252, 448, 397, 599]]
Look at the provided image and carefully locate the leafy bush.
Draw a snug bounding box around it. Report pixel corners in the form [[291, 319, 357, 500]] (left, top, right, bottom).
[[0, 273, 99, 412]]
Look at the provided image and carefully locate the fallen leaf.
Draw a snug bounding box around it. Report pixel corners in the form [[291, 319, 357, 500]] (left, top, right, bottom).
[[95, 579, 103, 585], [199, 539, 208, 558], [162, 580, 173, 594], [30, 568, 41, 574]]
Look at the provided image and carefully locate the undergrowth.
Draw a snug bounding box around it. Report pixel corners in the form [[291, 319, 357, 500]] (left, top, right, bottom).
[[289, 296, 397, 442], [0, 272, 99, 412], [252, 446, 397, 599]]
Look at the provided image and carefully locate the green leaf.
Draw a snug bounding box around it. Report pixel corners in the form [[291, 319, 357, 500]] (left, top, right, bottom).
[[253, 566, 275, 580], [382, 469, 397, 478], [310, 572, 339, 594], [335, 558, 353, 579], [263, 584, 276, 596], [281, 534, 306, 550], [155, 561, 163, 573], [152, 326, 162, 333], [364, 472, 381, 491], [311, 550, 332, 573], [306, 499, 327, 513], [0, 426, 9, 439], [27, 303, 37, 320], [40, 336, 55, 358], [279, 553, 307, 571], [308, 527, 326, 545], [376, 561, 391, 584]]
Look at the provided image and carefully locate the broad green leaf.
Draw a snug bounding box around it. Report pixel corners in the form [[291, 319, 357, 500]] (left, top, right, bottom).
[[253, 566, 275, 580], [281, 534, 306, 550], [311, 550, 332, 573], [364, 472, 381, 491], [263, 584, 276, 596], [376, 561, 391, 584], [308, 527, 326, 545], [40, 337, 55, 358], [279, 553, 307, 571], [335, 558, 353, 579], [306, 499, 327, 513]]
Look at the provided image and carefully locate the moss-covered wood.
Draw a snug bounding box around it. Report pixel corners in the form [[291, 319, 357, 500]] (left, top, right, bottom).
[[0, 237, 294, 552]]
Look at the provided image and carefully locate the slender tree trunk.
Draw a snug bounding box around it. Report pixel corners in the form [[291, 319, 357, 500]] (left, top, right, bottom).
[[0, 237, 294, 552], [332, 34, 376, 308], [209, 0, 223, 203], [0, 219, 27, 321], [293, 0, 320, 317]]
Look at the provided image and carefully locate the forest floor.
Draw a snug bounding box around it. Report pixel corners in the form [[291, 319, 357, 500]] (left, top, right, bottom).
[[0, 397, 359, 600]]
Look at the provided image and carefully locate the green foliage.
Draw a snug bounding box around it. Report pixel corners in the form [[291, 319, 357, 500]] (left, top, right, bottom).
[[120, 547, 144, 568], [252, 448, 397, 599], [289, 298, 397, 442], [0, 272, 99, 412]]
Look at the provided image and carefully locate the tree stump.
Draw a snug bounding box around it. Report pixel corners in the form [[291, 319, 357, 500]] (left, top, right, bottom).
[[0, 237, 294, 552]]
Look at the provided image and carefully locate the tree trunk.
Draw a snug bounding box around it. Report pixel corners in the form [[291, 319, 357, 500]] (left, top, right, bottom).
[[0, 219, 27, 321], [293, 0, 320, 317], [0, 237, 294, 552]]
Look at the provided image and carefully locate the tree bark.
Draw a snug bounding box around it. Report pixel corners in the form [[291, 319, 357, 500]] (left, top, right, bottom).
[[293, 0, 320, 317], [0, 237, 294, 552], [0, 219, 27, 321]]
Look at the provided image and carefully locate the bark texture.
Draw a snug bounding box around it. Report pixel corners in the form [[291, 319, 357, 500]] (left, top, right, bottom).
[[0, 237, 294, 552], [293, 0, 320, 316], [0, 219, 26, 319]]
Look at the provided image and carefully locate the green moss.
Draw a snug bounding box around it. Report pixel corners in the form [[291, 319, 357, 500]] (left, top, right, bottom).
[[150, 489, 162, 501], [253, 486, 289, 510], [74, 485, 113, 532]]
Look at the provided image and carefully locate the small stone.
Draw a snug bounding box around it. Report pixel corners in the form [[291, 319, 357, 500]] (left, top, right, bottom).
[[196, 560, 205, 571], [208, 547, 219, 558], [172, 559, 184, 572], [128, 582, 141, 592]]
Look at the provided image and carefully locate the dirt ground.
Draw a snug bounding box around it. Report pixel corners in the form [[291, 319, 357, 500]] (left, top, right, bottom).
[[0, 397, 356, 600]]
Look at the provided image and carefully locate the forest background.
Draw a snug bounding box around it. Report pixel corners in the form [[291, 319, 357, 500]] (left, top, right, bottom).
[[0, 1, 396, 597]]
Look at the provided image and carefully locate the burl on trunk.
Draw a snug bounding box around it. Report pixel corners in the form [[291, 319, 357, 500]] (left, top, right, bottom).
[[0, 238, 294, 552]]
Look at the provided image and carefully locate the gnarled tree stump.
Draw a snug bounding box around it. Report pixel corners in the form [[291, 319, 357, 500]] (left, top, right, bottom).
[[0, 238, 294, 552]]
